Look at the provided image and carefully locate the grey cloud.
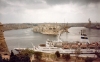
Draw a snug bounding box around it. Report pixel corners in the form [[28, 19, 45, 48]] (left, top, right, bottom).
[[0, 0, 9, 9], [0, 0, 48, 10], [1, 0, 100, 10], [0, 13, 23, 23], [0, 0, 48, 23], [0, 0, 100, 23], [7, 0, 43, 4], [0, 0, 47, 15], [45, 0, 100, 5]]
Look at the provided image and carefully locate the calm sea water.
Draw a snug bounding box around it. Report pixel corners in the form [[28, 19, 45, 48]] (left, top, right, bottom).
[[4, 27, 100, 53]]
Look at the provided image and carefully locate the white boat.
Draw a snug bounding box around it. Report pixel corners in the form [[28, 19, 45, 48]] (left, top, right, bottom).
[[32, 39, 100, 54], [14, 39, 100, 54]]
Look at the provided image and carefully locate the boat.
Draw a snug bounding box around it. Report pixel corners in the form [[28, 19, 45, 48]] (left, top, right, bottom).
[[86, 18, 100, 29], [14, 30, 100, 54]]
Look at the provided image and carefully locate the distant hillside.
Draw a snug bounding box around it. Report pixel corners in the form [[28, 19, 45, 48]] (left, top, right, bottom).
[[3, 23, 37, 31], [3, 23, 100, 31]]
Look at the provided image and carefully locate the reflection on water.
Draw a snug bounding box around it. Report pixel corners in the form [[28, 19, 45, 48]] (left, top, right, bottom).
[[4, 27, 100, 52]]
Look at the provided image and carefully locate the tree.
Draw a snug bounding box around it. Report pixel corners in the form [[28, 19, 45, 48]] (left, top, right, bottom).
[[20, 49, 34, 57], [18, 49, 34, 62], [95, 51, 100, 58], [55, 51, 60, 58], [64, 54, 70, 61], [34, 51, 42, 60], [10, 50, 14, 59], [50, 54, 57, 61], [0, 54, 3, 62], [85, 57, 94, 62]]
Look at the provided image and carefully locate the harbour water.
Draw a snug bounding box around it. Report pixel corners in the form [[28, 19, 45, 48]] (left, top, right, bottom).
[[4, 27, 100, 53]]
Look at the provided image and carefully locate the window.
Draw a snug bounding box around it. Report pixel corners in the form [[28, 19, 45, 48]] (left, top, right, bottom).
[[81, 37, 88, 39], [53, 28, 56, 30], [98, 47, 100, 49], [50, 48, 57, 49], [90, 47, 95, 49], [63, 48, 69, 49], [81, 47, 86, 49], [43, 48, 49, 49]]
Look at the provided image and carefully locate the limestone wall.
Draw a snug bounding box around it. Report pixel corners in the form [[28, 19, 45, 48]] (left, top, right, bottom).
[[0, 22, 9, 54]]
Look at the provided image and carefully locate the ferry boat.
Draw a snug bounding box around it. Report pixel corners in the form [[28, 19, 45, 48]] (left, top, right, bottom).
[[14, 30, 100, 54]]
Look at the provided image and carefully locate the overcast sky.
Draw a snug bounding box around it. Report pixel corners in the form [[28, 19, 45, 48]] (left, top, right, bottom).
[[0, 0, 100, 23]]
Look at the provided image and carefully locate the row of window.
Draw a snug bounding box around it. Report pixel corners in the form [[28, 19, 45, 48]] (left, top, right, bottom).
[[43, 48, 58, 49], [63, 47, 100, 49], [42, 50, 57, 51]]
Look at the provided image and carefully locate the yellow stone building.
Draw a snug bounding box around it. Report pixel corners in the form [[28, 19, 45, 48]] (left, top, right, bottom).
[[0, 22, 9, 53]]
